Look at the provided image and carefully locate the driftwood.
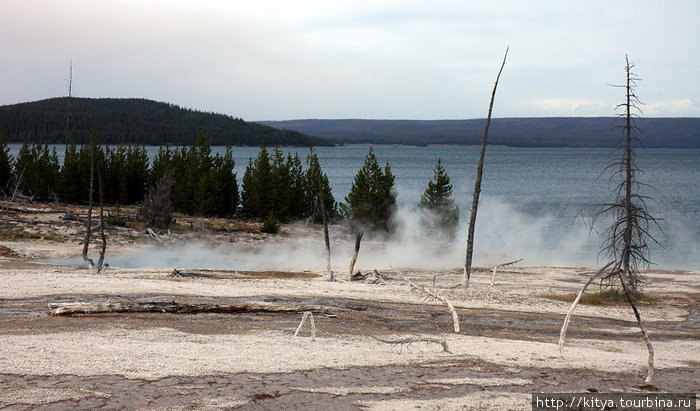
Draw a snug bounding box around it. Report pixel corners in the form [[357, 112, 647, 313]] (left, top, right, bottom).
[[391, 266, 460, 333], [169, 268, 222, 279], [489, 258, 523, 289], [294, 311, 316, 340], [49, 300, 338, 316], [371, 335, 452, 354]]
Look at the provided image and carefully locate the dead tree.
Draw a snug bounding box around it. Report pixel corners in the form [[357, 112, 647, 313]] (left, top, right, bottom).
[[464, 47, 509, 289], [348, 231, 363, 280], [318, 193, 332, 279], [95, 165, 107, 272], [371, 335, 452, 353], [81, 142, 95, 269], [489, 258, 523, 289], [65, 59, 73, 147], [392, 266, 460, 333], [10, 166, 25, 202], [142, 170, 174, 228], [560, 56, 659, 384], [592, 55, 661, 293], [294, 311, 316, 340]]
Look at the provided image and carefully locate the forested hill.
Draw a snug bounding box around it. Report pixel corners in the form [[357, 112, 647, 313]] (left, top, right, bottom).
[[260, 118, 700, 148], [0, 98, 331, 146]]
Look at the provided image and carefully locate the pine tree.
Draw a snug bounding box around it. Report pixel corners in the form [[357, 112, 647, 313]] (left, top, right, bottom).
[[0, 135, 14, 195], [210, 146, 238, 217], [241, 146, 273, 218], [418, 158, 460, 241], [344, 148, 397, 278], [345, 148, 397, 234], [59, 140, 82, 203], [287, 153, 306, 219], [15, 142, 60, 201], [271, 147, 292, 220], [304, 148, 336, 223]]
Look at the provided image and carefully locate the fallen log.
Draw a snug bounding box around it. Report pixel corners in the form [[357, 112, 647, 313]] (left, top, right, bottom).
[[371, 335, 452, 353], [49, 300, 338, 316]]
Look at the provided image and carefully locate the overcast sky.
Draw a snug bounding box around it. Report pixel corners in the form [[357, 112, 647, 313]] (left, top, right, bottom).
[[1, 1, 698, 120]]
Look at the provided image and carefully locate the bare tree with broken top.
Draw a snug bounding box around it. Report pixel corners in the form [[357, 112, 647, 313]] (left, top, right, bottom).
[[81, 134, 107, 272], [559, 55, 660, 384], [463, 47, 509, 289]]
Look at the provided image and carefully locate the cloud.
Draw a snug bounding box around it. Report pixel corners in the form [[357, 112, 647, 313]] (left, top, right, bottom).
[[1, 0, 699, 119]]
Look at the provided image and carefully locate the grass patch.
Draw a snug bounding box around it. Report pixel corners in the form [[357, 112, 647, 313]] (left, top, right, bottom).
[[542, 290, 658, 305]]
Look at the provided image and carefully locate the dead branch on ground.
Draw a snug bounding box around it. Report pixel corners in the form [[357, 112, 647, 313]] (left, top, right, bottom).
[[371, 335, 452, 353], [294, 311, 316, 340], [49, 300, 339, 316], [558, 262, 614, 356], [391, 266, 460, 333], [146, 227, 170, 246], [489, 258, 523, 289]]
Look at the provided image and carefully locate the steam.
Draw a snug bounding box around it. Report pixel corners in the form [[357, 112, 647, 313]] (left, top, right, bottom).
[[99, 197, 609, 272], [52, 196, 696, 271]]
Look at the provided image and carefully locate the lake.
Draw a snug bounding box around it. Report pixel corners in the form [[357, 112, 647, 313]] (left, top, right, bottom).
[[8, 144, 700, 269]]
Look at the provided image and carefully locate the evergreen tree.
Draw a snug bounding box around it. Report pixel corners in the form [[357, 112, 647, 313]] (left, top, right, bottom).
[[15, 142, 60, 201], [106, 144, 128, 204], [344, 148, 397, 278], [287, 153, 306, 219], [59, 140, 82, 203], [209, 146, 238, 217], [125, 145, 148, 204], [303, 148, 336, 222], [344, 148, 397, 235], [0, 135, 14, 195], [418, 158, 460, 241], [241, 146, 273, 218], [271, 147, 292, 220], [77, 141, 106, 204]]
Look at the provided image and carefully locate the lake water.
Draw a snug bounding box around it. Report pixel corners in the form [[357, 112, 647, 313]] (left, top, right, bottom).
[[8, 144, 700, 269]]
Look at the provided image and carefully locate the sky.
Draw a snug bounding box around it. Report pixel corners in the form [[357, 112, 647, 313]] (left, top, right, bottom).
[[1, 0, 699, 121]]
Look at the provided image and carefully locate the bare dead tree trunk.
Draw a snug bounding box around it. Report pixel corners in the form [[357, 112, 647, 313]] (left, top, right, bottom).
[[616, 269, 654, 383], [82, 143, 95, 269], [558, 262, 615, 356], [65, 59, 73, 148], [489, 258, 523, 289], [10, 166, 25, 202], [348, 231, 363, 280], [464, 47, 509, 289], [96, 165, 106, 272], [317, 193, 332, 279], [622, 55, 634, 290]]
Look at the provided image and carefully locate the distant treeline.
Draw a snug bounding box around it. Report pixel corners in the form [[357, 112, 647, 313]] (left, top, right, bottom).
[[0, 98, 332, 147], [0, 133, 335, 222], [260, 118, 700, 148]]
